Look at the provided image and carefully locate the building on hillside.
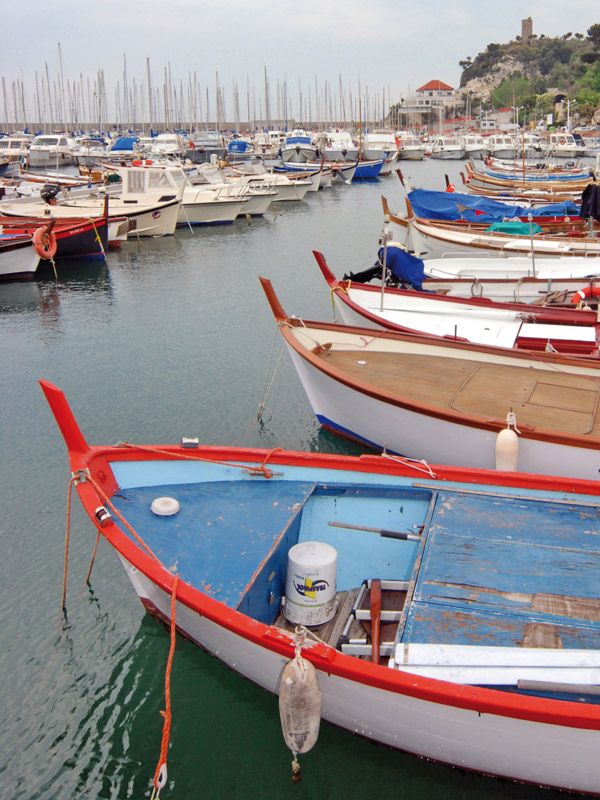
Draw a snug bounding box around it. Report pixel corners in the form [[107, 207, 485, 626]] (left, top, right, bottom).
[[399, 80, 456, 127]]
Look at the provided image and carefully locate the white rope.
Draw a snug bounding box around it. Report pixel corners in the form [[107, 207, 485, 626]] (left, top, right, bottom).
[[380, 451, 437, 478], [257, 323, 286, 422]]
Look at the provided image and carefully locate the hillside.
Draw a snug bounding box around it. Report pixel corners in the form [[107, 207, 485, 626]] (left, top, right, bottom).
[[457, 24, 600, 125]]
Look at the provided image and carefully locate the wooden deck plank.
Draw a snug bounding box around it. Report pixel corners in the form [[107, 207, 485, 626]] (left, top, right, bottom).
[[318, 349, 600, 436], [402, 490, 600, 650]]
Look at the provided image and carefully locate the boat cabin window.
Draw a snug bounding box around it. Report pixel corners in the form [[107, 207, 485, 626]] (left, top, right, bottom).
[[125, 170, 146, 193]]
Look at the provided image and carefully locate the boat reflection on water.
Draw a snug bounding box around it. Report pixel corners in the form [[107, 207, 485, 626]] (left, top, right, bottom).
[[0, 260, 112, 318]]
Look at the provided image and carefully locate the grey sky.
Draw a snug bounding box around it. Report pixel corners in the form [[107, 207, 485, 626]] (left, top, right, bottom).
[[2, 1, 598, 126]]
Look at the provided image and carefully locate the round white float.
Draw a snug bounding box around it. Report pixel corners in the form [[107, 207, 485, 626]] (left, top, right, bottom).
[[150, 496, 180, 517]]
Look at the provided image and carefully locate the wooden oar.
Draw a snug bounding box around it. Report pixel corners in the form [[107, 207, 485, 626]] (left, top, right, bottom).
[[370, 579, 382, 665]]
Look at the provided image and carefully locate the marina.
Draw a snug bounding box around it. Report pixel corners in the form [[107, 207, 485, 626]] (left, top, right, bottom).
[[3, 153, 600, 799]]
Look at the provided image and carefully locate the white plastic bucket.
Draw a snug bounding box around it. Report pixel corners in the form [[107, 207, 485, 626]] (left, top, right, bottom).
[[283, 541, 337, 626]]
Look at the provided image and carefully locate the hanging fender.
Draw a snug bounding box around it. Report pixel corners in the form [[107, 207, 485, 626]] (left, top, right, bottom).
[[32, 225, 58, 260], [571, 286, 600, 305]]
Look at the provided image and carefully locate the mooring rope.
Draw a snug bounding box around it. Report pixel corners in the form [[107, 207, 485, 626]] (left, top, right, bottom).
[[62, 476, 76, 611], [257, 322, 286, 423], [62, 472, 182, 796], [150, 573, 180, 799]]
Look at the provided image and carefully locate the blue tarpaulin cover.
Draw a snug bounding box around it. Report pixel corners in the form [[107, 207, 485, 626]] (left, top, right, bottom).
[[407, 188, 579, 223], [378, 246, 425, 288], [109, 137, 138, 151]]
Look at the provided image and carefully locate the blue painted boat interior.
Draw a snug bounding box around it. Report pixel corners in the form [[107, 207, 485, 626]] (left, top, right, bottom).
[[109, 464, 600, 678]]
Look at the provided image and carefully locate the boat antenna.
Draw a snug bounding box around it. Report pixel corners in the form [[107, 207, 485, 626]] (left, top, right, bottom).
[[380, 213, 391, 311]]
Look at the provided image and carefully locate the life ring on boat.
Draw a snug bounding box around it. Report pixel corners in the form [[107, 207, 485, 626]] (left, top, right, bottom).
[[32, 226, 57, 260], [445, 184, 456, 193], [570, 285, 600, 305]]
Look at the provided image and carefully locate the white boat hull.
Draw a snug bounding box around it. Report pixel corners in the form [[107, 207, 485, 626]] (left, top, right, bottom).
[[121, 555, 600, 795], [285, 342, 600, 480], [408, 218, 600, 259], [0, 240, 40, 279], [430, 150, 464, 160]]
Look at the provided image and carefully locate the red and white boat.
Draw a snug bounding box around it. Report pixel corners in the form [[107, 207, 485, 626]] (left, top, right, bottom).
[[315, 249, 600, 355], [41, 378, 600, 795]]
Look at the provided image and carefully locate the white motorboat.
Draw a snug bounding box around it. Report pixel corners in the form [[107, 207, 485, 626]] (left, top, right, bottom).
[[0, 165, 185, 236], [428, 136, 464, 160], [26, 134, 78, 168]]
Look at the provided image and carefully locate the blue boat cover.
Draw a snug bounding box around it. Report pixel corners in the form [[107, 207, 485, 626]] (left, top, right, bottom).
[[378, 245, 425, 288], [109, 136, 138, 151], [407, 188, 579, 222], [228, 140, 250, 153]]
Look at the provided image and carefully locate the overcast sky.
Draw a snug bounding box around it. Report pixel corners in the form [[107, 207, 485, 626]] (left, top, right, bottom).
[[1, 1, 598, 126]]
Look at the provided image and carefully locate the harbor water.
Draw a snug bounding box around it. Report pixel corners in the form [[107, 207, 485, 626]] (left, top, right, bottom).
[[1, 158, 583, 799]]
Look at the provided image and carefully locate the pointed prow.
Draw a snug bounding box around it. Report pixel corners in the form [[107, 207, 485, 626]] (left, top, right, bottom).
[[259, 276, 288, 322], [39, 379, 89, 453]]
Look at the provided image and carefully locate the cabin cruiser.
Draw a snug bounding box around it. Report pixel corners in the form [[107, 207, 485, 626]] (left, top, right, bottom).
[[428, 135, 464, 159], [396, 133, 425, 160], [26, 134, 78, 168], [0, 164, 185, 236], [186, 131, 226, 163], [548, 132, 584, 159], [0, 134, 33, 163], [459, 133, 486, 160], [281, 129, 319, 163], [321, 130, 359, 162], [148, 133, 188, 160], [485, 134, 517, 160], [361, 131, 398, 161]]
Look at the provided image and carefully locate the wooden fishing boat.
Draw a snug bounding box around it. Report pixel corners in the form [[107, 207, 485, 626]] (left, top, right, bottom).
[[41, 378, 600, 796], [0, 215, 109, 258], [406, 215, 600, 259], [0, 235, 40, 279], [314, 250, 600, 353], [465, 161, 594, 191], [261, 276, 600, 480]]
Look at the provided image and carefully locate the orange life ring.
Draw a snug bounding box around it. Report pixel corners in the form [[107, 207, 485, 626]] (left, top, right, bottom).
[[446, 184, 456, 193], [571, 285, 600, 304], [33, 226, 58, 260]]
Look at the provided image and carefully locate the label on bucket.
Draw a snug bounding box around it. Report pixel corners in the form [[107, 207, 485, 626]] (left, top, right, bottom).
[[283, 541, 338, 626]]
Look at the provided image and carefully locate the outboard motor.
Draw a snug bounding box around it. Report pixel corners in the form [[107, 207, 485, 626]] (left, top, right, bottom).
[[40, 183, 60, 205]]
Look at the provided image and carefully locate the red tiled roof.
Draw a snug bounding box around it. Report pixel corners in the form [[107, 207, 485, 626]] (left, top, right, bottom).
[[417, 80, 454, 92]]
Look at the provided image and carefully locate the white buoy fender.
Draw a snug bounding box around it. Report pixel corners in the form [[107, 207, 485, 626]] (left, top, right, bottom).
[[495, 427, 520, 472], [278, 655, 322, 755]]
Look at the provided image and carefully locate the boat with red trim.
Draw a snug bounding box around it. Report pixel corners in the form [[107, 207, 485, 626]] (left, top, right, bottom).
[[41, 378, 600, 794]]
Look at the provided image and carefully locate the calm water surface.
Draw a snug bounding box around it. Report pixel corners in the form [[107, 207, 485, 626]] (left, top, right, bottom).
[[0, 159, 575, 798]]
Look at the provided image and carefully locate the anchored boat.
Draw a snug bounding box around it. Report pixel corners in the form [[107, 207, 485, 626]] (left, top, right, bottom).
[[41, 378, 600, 795]]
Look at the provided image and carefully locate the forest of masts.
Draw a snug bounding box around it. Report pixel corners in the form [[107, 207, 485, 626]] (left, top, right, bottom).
[[1, 51, 403, 135]]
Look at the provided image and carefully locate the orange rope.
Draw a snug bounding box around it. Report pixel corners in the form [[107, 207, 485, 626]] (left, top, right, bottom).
[[85, 528, 102, 584], [62, 476, 76, 611], [86, 475, 162, 563], [152, 574, 180, 795], [118, 442, 277, 479]]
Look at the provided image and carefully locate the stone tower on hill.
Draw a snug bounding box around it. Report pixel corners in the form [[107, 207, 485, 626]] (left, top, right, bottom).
[[522, 17, 533, 42]]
